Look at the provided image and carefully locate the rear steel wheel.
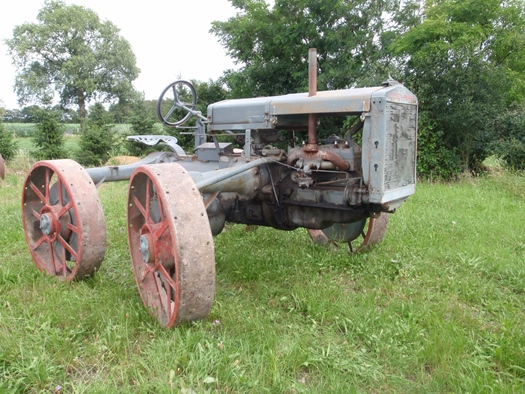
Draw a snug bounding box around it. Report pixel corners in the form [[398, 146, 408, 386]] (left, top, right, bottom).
[[22, 160, 106, 280], [127, 163, 215, 328], [308, 213, 389, 253]]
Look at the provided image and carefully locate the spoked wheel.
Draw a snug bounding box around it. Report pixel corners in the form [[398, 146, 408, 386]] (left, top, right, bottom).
[[22, 160, 106, 280], [156, 80, 197, 127], [0, 154, 5, 179], [127, 163, 215, 328], [308, 213, 390, 253]]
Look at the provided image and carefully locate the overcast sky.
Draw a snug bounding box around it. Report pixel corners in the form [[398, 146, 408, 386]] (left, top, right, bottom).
[[0, 0, 247, 109]]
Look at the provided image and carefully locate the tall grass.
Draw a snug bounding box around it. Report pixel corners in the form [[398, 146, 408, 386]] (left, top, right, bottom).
[[0, 170, 524, 392]]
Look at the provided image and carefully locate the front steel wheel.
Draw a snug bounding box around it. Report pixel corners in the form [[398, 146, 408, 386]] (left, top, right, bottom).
[[22, 160, 106, 280], [127, 163, 215, 328]]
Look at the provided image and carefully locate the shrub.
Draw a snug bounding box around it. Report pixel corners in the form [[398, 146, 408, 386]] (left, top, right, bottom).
[[75, 103, 116, 167], [0, 118, 18, 160], [33, 109, 66, 160]]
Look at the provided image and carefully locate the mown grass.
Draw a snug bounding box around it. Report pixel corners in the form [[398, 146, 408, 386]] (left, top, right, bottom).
[[0, 166, 524, 393]]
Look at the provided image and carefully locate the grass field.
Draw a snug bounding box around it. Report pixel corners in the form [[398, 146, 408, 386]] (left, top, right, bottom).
[[0, 166, 524, 393], [14, 136, 81, 158]]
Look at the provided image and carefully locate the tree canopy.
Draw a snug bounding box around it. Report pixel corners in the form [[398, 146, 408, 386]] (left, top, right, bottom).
[[6, 0, 140, 121], [212, 0, 525, 176], [395, 0, 525, 174], [211, 0, 407, 97]]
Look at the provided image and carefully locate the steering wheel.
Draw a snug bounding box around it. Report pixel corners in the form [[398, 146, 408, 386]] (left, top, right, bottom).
[[156, 80, 197, 127]]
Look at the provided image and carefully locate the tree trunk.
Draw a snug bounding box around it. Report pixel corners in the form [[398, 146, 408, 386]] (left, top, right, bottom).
[[78, 92, 87, 131]]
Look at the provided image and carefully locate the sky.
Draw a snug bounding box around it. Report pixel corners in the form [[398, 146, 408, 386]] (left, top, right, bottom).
[[0, 0, 244, 109]]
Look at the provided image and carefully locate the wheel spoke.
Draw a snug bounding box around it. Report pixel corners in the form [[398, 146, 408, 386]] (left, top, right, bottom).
[[154, 218, 170, 239], [57, 234, 79, 261], [164, 104, 178, 120], [49, 241, 62, 276], [157, 265, 178, 322], [31, 209, 42, 220], [29, 180, 47, 205], [140, 263, 154, 282], [132, 194, 148, 221], [67, 222, 80, 236], [171, 85, 179, 103], [57, 177, 64, 206], [57, 201, 73, 218], [33, 234, 47, 250], [44, 168, 51, 203]]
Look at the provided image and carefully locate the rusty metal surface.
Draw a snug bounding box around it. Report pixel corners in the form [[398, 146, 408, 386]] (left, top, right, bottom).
[[127, 163, 215, 327], [354, 213, 389, 252], [21, 160, 106, 280], [287, 147, 350, 172], [0, 154, 4, 179], [207, 87, 384, 131], [307, 213, 389, 253]]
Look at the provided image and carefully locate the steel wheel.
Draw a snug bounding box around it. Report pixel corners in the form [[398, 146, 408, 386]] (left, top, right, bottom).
[[127, 163, 215, 328], [308, 213, 389, 253], [22, 160, 106, 280]]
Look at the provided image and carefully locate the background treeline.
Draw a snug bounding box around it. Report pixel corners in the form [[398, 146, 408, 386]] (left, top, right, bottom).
[[2, 0, 525, 177]]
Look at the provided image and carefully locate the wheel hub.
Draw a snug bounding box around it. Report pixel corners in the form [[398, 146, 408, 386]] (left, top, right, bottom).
[[40, 213, 53, 236], [139, 233, 155, 264]]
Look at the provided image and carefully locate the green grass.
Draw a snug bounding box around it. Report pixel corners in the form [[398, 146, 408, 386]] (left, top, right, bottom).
[[1, 170, 524, 393], [14, 136, 81, 157]]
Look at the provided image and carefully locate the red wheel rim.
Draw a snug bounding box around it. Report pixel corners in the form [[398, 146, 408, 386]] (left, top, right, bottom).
[[128, 163, 215, 328], [22, 160, 106, 280]]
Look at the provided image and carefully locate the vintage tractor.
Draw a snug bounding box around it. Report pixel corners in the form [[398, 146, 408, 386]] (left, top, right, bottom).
[[21, 50, 418, 328]]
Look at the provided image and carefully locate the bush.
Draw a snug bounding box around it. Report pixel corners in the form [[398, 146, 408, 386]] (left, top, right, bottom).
[[492, 107, 525, 171], [415, 112, 463, 180], [0, 119, 18, 160], [75, 103, 116, 167], [33, 109, 66, 160]]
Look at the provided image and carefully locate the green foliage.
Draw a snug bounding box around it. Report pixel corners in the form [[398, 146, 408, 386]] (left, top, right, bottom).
[[491, 105, 525, 170], [125, 97, 159, 157], [0, 118, 18, 160], [6, 0, 140, 120], [75, 103, 116, 167], [32, 109, 66, 160], [394, 0, 525, 176], [212, 0, 403, 97]]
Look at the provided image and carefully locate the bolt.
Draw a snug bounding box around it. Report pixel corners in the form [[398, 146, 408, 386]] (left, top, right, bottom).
[[40, 214, 52, 236], [139, 235, 151, 264]]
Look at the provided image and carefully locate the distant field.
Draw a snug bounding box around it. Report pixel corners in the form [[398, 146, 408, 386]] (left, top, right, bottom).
[[0, 167, 524, 392], [14, 136, 81, 156]]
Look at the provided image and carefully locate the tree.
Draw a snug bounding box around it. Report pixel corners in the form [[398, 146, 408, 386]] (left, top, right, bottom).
[[33, 109, 67, 160], [211, 0, 404, 98], [75, 103, 116, 167], [6, 0, 140, 122], [394, 0, 525, 176]]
